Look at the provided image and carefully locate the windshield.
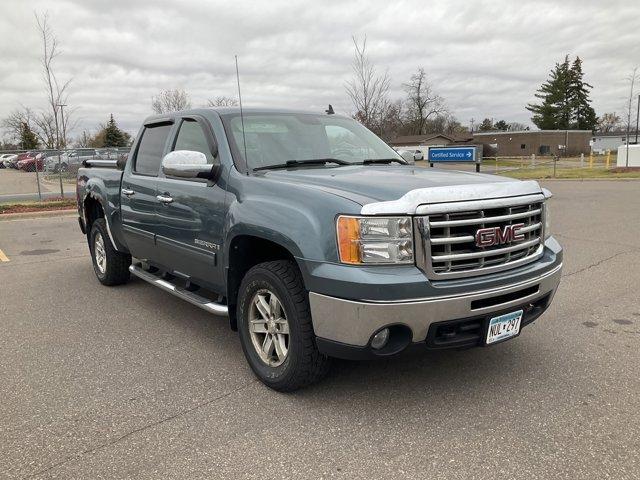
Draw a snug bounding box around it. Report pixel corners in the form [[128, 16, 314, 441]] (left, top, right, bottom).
[[220, 112, 402, 170]]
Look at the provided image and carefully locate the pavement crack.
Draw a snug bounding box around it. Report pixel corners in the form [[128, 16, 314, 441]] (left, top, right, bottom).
[[25, 380, 257, 479], [554, 233, 640, 251], [562, 251, 636, 278]]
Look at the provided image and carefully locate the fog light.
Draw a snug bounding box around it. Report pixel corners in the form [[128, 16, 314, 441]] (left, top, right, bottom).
[[371, 328, 390, 350]]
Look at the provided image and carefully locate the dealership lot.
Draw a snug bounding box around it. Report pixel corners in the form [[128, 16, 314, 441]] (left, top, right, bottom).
[[1, 180, 639, 479]]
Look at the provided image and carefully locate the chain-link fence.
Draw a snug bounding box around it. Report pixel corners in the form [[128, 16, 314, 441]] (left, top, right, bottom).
[[0, 148, 130, 202], [482, 151, 620, 179]]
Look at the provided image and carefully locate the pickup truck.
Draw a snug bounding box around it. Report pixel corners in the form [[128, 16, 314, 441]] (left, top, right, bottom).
[[76, 107, 562, 391]]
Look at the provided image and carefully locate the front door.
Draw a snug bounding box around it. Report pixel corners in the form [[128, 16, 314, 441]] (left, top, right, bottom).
[[154, 117, 226, 293], [121, 122, 173, 260]]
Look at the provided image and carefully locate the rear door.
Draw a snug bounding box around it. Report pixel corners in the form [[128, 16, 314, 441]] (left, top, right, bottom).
[[121, 121, 173, 261], [154, 116, 226, 292]]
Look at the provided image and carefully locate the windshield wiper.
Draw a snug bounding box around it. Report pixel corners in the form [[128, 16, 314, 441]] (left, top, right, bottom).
[[362, 158, 408, 165], [253, 158, 350, 171]]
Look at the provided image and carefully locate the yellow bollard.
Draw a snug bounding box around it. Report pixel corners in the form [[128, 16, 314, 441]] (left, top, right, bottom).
[[606, 150, 611, 169], [589, 153, 593, 168]]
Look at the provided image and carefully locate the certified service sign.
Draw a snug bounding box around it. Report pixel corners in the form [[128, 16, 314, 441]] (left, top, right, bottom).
[[427, 146, 477, 162]]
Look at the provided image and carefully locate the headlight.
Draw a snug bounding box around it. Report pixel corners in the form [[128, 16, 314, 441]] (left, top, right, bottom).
[[337, 216, 414, 264], [543, 202, 551, 239]]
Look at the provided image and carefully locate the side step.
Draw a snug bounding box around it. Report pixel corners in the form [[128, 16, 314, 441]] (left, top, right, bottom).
[[129, 265, 228, 317]]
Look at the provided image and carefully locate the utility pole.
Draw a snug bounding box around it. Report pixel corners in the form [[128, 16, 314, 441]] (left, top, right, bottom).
[[636, 94, 640, 145], [56, 104, 67, 197]]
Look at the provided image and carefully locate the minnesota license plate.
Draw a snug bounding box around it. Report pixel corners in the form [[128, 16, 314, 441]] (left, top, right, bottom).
[[486, 310, 523, 345]]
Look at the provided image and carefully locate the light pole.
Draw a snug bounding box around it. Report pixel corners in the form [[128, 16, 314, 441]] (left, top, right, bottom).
[[635, 94, 639, 145], [56, 104, 67, 197]]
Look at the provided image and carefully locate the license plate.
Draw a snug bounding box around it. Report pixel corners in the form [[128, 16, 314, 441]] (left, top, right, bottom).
[[486, 310, 523, 345]]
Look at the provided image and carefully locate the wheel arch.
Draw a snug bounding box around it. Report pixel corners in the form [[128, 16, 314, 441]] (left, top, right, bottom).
[[225, 233, 302, 331]]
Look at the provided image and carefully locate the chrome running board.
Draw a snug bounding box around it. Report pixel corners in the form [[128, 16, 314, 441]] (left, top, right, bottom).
[[129, 265, 228, 317]]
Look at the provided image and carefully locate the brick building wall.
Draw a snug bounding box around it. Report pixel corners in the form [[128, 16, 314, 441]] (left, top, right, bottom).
[[472, 130, 592, 156]]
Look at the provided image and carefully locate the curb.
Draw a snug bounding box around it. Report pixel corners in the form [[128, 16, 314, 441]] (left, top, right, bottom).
[[536, 178, 640, 182], [0, 209, 77, 221]]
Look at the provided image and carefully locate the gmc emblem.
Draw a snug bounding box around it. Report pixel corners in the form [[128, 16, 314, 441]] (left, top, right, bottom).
[[475, 223, 525, 248]]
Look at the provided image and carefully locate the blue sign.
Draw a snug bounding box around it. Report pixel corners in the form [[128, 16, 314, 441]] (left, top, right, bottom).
[[428, 146, 477, 163]]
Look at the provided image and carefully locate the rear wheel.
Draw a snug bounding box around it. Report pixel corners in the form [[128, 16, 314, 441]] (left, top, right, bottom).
[[237, 260, 331, 391], [89, 218, 131, 286]]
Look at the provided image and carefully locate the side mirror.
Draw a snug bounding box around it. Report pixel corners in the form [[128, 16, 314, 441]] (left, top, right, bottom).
[[161, 150, 215, 179]]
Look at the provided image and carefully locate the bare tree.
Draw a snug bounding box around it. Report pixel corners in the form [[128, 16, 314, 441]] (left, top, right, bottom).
[[507, 122, 529, 131], [206, 95, 238, 107], [597, 112, 622, 132], [403, 67, 446, 135], [152, 89, 192, 114], [35, 12, 72, 148], [624, 67, 638, 167], [1, 107, 35, 144], [33, 111, 58, 148], [75, 130, 91, 148], [345, 36, 391, 132]]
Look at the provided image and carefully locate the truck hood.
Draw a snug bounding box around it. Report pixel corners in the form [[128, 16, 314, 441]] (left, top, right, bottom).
[[261, 165, 542, 214]]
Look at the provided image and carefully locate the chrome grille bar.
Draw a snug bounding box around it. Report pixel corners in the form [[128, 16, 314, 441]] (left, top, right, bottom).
[[428, 208, 542, 228], [416, 195, 546, 280], [431, 238, 540, 262]]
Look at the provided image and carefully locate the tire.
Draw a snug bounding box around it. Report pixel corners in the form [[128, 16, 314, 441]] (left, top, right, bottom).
[[237, 260, 331, 392], [89, 218, 131, 286]]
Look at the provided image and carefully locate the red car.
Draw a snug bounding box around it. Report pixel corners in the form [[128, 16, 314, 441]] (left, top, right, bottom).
[[17, 151, 59, 172], [17, 153, 43, 172]]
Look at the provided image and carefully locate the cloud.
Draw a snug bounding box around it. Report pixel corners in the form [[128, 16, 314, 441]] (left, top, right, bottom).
[[1, 0, 639, 138]]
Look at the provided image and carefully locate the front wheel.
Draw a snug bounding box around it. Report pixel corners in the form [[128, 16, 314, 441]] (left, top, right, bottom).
[[237, 260, 331, 391], [89, 218, 131, 286]]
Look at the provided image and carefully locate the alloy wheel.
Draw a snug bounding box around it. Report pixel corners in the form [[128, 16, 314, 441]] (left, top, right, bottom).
[[94, 232, 107, 275], [248, 289, 290, 367]]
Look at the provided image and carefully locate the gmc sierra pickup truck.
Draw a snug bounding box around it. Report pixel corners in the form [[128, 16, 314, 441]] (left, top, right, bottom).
[[77, 108, 562, 391]]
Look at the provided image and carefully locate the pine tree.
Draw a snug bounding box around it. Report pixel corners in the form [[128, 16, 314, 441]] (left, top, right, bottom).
[[20, 122, 39, 149], [103, 114, 129, 147], [568, 57, 597, 130], [526, 56, 572, 129], [478, 118, 494, 131], [527, 56, 597, 131], [494, 120, 509, 131]]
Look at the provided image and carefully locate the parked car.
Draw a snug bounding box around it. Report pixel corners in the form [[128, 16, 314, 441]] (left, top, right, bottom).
[[17, 153, 44, 172], [46, 149, 97, 173], [77, 107, 562, 391], [397, 149, 424, 163], [0, 153, 18, 168], [13, 151, 33, 169]]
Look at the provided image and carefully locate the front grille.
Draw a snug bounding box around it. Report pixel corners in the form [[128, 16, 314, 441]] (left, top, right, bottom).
[[417, 195, 545, 279]]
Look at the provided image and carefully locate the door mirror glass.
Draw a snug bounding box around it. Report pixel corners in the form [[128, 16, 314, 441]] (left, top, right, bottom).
[[161, 150, 213, 179]]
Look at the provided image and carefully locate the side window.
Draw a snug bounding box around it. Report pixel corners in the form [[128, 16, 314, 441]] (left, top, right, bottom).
[[173, 119, 214, 163], [134, 124, 172, 175]]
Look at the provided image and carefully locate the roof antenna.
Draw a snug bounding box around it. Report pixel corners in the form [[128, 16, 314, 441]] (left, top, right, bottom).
[[235, 55, 249, 171], [325, 104, 335, 115]]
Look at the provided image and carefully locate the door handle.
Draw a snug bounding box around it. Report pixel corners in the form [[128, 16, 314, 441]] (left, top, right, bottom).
[[122, 189, 135, 197], [156, 194, 173, 204]]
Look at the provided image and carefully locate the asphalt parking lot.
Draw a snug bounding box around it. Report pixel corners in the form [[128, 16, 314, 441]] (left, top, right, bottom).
[[1, 180, 639, 479]]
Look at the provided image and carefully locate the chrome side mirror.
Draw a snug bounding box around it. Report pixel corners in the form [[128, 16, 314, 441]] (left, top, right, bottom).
[[161, 150, 213, 179]]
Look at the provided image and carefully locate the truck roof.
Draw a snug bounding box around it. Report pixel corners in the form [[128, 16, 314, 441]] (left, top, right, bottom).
[[142, 107, 343, 125]]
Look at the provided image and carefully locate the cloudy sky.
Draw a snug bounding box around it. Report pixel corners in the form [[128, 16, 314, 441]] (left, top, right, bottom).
[[1, 0, 639, 138]]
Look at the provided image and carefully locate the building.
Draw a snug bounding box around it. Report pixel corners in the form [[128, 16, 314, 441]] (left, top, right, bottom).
[[389, 133, 474, 148], [472, 130, 592, 157], [591, 132, 636, 154]]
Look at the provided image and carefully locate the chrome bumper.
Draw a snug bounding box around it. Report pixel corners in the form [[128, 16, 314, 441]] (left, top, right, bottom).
[[309, 262, 562, 347]]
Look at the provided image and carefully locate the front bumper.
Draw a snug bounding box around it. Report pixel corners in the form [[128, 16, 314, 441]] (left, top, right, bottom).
[[310, 260, 562, 359]]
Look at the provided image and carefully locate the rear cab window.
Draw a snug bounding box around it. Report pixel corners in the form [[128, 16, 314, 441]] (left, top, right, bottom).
[[134, 124, 172, 175]]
